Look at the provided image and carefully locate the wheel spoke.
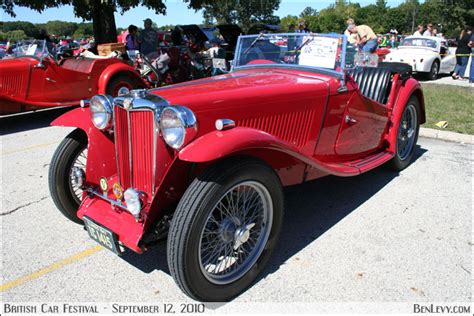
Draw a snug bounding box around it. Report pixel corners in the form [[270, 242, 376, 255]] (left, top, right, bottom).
[[198, 181, 273, 285]]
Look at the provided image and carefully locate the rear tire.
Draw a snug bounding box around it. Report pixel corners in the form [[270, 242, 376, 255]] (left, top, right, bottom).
[[167, 159, 283, 301], [390, 96, 420, 171], [49, 129, 88, 224], [106, 74, 143, 96], [426, 61, 439, 80]]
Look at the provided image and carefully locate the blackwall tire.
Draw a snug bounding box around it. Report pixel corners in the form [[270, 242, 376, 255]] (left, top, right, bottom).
[[427, 61, 439, 80], [48, 129, 87, 224], [390, 96, 421, 171], [167, 158, 284, 302], [106, 74, 142, 96]]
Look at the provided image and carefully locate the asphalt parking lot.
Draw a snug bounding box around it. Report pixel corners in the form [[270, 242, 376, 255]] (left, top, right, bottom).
[[1, 109, 472, 311]]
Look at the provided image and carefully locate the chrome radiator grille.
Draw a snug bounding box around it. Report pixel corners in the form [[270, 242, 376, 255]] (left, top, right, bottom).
[[114, 106, 155, 195]]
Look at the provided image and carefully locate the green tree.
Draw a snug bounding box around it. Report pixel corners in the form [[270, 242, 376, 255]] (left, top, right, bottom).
[[300, 7, 317, 18], [197, 0, 281, 32], [280, 15, 298, 31], [2, 0, 168, 45], [0, 21, 40, 38], [43, 20, 78, 38], [0, 30, 27, 41], [73, 23, 94, 39]]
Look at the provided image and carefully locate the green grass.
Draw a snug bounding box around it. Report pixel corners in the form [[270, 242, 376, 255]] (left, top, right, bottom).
[[421, 84, 474, 135]]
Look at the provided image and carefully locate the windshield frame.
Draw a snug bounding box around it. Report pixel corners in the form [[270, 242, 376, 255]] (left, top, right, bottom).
[[398, 37, 440, 51], [232, 32, 348, 81], [14, 39, 49, 60]]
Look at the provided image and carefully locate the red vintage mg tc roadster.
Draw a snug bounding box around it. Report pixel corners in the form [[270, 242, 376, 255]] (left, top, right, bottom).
[[0, 40, 145, 115], [49, 33, 424, 301]]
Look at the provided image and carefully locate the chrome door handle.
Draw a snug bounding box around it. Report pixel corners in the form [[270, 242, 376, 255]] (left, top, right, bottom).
[[45, 77, 56, 83], [345, 115, 358, 125]]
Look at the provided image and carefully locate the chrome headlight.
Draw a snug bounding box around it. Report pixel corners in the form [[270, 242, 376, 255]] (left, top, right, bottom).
[[160, 106, 197, 149], [90, 95, 114, 130]]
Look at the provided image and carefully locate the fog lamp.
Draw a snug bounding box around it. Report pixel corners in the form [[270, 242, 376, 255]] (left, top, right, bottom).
[[71, 167, 86, 188], [124, 188, 145, 218]]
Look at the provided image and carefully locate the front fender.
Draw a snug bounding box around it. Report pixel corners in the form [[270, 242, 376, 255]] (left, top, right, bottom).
[[179, 127, 302, 163], [179, 127, 357, 177], [51, 107, 116, 186], [387, 78, 425, 153], [97, 62, 145, 94]]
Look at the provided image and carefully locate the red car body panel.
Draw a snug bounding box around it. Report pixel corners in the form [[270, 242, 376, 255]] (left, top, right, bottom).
[[0, 56, 145, 115], [52, 64, 425, 252]]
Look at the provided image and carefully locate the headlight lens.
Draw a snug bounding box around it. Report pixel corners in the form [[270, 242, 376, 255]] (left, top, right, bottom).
[[160, 106, 197, 149], [90, 95, 113, 130]]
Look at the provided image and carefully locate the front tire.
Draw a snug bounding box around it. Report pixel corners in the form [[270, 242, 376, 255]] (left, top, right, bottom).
[[390, 96, 420, 171], [167, 159, 283, 301], [49, 129, 88, 224]]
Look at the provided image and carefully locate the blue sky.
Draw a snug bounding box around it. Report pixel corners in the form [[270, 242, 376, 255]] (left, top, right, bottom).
[[2, 0, 408, 28]]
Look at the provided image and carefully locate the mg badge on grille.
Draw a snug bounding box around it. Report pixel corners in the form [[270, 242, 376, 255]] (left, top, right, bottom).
[[99, 177, 108, 192], [123, 98, 133, 110], [113, 183, 124, 200]]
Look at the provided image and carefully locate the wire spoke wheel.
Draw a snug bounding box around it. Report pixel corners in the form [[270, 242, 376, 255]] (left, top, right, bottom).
[[68, 148, 88, 203], [198, 181, 273, 285]]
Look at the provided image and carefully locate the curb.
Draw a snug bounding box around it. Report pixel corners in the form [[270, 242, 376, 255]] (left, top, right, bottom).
[[419, 127, 473, 144]]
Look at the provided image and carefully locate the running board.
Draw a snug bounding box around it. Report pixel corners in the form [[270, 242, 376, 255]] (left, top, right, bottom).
[[323, 151, 394, 176]]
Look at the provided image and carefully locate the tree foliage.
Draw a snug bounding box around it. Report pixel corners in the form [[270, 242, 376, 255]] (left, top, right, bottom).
[[289, 0, 472, 37], [198, 0, 281, 31]]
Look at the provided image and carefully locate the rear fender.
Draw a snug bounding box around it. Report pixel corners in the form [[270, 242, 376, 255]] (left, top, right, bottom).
[[97, 63, 147, 94], [387, 78, 425, 153], [51, 107, 116, 186]]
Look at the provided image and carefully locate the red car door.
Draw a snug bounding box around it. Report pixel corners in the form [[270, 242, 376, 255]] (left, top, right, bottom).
[[40, 59, 90, 103], [334, 89, 390, 158]]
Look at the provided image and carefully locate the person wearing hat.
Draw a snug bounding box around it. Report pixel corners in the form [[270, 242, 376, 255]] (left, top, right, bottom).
[[139, 18, 159, 56], [347, 23, 378, 53]]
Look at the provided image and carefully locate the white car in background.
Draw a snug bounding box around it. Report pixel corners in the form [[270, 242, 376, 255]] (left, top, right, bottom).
[[386, 36, 456, 80]]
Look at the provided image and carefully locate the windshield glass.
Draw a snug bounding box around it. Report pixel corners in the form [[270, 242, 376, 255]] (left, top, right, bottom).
[[233, 33, 347, 77], [399, 38, 438, 49], [14, 40, 49, 58]]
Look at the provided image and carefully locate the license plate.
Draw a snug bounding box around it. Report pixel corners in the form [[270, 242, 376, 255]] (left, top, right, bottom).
[[83, 216, 120, 255]]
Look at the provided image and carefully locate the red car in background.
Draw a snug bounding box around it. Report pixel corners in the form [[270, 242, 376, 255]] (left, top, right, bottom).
[[49, 33, 424, 301], [0, 40, 146, 115]]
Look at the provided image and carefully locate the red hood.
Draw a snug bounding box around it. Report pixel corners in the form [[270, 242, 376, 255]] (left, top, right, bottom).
[[149, 69, 336, 113]]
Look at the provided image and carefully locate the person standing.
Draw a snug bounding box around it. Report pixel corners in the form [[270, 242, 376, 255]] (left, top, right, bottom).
[[423, 23, 434, 36], [139, 18, 159, 56], [452, 27, 472, 80], [413, 25, 423, 36], [469, 32, 474, 84], [125, 25, 139, 51], [347, 23, 378, 53]]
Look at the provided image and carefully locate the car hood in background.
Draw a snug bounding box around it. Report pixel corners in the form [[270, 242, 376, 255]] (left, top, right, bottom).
[[180, 24, 209, 44], [216, 24, 244, 48]]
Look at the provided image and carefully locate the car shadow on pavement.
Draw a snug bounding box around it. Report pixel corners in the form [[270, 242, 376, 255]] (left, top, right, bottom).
[[120, 146, 427, 300], [0, 107, 73, 136]]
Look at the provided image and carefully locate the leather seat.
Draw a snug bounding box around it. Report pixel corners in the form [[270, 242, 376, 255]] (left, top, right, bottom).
[[348, 67, 392, 104]]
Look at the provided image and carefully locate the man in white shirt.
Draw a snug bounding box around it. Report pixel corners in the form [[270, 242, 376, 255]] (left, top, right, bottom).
[[413, 25, 423, 36], [423, 23, 434, 36]]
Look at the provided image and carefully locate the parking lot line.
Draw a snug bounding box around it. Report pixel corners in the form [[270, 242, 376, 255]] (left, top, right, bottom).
[[1, 142, 59, 156], [0, 245, 103, 293]]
